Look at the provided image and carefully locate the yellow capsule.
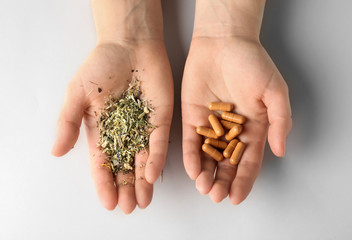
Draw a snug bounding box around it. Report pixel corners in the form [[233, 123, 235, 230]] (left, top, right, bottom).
[[208, 114, 225, 137], [230, 142, 246, 165], [221, 112, 246, 124], [223, 139, 239, 158], [202, 144, 224, 162], [208, 102, 234, 112], [220, 120, 237, 130], [196, 126, 219, 139], [205, 138, 228, 149], [225, 124, 243, 141]]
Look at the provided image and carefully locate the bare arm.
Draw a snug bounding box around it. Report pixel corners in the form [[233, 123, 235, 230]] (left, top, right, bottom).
[[52, 0, 173, 213], [182, 0, 291, 204]]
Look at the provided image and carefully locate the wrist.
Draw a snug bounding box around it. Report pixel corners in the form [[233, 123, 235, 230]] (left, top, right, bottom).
[[192, 0, 266, 41], [91, 0, 164, 44]]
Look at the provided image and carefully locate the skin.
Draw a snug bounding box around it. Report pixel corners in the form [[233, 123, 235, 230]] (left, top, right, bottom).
[[51, 0, 173, 214], [52, 0, 291, 212], [182, 0, 292, 204]]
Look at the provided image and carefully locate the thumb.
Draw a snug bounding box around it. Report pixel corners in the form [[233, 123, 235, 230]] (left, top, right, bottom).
[[51, 81, 85, 157], [262, 72, 292, 157]]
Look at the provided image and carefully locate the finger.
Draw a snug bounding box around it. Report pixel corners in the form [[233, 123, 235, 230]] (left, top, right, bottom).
[[85, 121, 118, 211], [116, 171, 137, 214], [262, 72, 292, 157], [229, 130, 266, 205], [182, 122, 202, 180], [182, 102, 212, 180], [51, 81, 85, 157], [195, 155, 217, 195], [209, 161, 237, 203], [135, 150, 153, 209], [145, 105, 172, 184]]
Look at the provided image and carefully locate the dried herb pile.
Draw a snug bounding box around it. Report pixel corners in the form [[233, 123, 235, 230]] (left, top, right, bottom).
[[98, 77, 154, 175]]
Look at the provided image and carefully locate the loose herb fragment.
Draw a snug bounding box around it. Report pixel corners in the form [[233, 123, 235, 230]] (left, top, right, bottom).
[[98, 77, 154, 175]]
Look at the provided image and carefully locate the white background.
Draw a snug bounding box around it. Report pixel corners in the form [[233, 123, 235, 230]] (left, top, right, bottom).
[[1, 0, 352, 239]]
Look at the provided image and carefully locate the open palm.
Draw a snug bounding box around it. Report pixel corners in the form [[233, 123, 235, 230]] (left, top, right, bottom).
[[182, 37, 292, 204], [52, 41, 173, 213]]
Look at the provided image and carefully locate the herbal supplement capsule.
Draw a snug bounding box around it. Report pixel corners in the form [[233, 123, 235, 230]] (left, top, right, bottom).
[[223, 139, 239, 158], [202, 144, 224, 162], [220, 120, 237, 130], [196, 126, 219, 139], [221, 112, 246, 124], [205, 138, 228, 149], [225, 124, 243, 141], [230, 142, 246, 165], [208, 114, 225, 137], [208, 102, 234, 112]]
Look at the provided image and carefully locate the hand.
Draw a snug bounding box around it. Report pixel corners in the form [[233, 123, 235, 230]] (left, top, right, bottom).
[[182, 36, 292, 204], [51, 40, 173, 213]]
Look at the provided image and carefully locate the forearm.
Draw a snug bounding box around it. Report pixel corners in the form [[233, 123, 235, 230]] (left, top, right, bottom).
[[193, 0, 266, 41], [91, 0, 164, 43]]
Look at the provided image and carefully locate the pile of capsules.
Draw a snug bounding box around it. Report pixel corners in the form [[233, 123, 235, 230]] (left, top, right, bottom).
[[196, 102, 246, 165]]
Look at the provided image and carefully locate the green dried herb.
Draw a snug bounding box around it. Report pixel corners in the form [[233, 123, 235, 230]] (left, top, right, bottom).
[[97, 77, 154, 175]]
